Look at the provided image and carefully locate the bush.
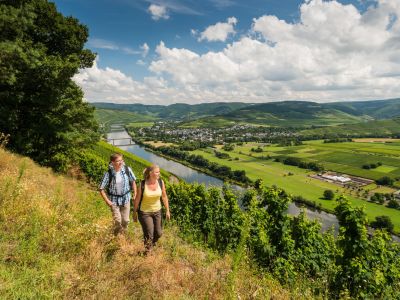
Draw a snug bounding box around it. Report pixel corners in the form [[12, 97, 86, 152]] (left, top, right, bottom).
[[370, 215, 394, 232], [387, 199, 400, 209], [323, 189, 335, 200], [250, 146, 263, 153], [222, 143, 235, 151], [376, 176, 394, 186]]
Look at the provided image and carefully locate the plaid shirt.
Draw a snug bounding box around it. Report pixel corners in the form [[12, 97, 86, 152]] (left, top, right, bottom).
[[99, 164, 136, 206]]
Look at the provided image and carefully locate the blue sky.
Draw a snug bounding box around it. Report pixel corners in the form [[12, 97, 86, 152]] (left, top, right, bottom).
[[52, 0, 400, 104]]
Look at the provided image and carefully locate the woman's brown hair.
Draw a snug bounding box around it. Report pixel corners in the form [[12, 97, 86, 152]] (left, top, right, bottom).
[[143, 164, 159, 180]]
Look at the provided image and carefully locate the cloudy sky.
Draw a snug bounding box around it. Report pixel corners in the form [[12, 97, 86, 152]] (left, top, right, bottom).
[[53, 0, 400, 104]]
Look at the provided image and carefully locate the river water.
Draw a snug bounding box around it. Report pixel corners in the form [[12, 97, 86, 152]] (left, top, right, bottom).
[[107, 129, 339, 232]]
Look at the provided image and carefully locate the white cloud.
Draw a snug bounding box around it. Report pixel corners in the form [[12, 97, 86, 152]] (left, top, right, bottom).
[[78, 0, 400, 104], [88, 38, 119, 50], [190, 29, 198, 36], [74, 58, 184, 104], [88, 38, 145, 55], [198, 17, 237, 42], [121, 47, 141, 55], [148, 4, 169, 20], [141, 43, 150, 57], [209, 0, 236, 9]]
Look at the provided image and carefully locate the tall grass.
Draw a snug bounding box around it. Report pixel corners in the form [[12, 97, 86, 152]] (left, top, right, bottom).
[[0, 148, 293, 299]]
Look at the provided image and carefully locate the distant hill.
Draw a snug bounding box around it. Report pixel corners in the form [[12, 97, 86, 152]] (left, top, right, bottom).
[[299, 117, 400, 138], [205, 101, 371, 127], [92, 98, 400, 128], [325, 98, 400, 119], [94, 108, 158, 132], [92, 102, 249, 120]]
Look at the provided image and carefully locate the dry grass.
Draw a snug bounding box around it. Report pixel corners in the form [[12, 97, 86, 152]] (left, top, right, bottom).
[[0, 148, 298, 299], [64, 225, 293, 299]]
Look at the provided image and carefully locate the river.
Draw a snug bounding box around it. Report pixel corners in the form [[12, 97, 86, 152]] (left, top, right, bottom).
[[107, 129, 339, 232]]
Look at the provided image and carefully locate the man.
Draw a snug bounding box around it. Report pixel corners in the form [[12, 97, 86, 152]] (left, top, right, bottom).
[[99, 153, 137, 235]]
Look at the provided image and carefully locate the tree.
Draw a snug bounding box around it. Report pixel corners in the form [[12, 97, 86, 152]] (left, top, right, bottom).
[[222, 143, 234, 151], [323, 189, 335, 200], [387, 199, 400, 209], [371, 215, 394, 232], [0, 0, 98, 170], [254, 178, 264, 190], [376, 176, 394, 186]]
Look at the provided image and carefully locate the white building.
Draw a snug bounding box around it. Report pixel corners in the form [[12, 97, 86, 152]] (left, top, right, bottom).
[[321, 174, 351, 183]]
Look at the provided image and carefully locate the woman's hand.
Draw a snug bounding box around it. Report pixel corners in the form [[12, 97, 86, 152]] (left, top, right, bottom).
[[165, 210, 171, 221], [132, 211, 138, 222]]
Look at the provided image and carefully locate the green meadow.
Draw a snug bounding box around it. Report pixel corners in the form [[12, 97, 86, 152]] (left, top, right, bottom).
[[191, 139, 400, 233], [232, 140, 400, 182]]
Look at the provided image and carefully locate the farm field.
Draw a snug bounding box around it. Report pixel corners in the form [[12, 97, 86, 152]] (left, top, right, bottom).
[[230, 140, 400, 182], [191, 139, 400, 233]]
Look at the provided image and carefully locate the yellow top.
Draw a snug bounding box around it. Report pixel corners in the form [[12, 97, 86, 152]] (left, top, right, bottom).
[[140, 182, 162, 212]]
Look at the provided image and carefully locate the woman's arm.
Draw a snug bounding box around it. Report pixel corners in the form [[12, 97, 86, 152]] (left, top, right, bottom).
[[161, 180, 170, 220]]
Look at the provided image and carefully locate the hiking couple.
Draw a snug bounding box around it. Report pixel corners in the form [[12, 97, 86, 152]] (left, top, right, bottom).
[[99, 153, 170, 253]]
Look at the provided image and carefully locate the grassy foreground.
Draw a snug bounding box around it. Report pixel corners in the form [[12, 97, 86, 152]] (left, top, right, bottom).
[[0, 148, 294, 299]]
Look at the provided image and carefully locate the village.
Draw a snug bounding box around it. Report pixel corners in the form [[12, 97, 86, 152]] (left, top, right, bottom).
[[134, 122, 297, 144]]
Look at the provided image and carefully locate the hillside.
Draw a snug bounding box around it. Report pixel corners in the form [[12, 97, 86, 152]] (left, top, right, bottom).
[[0, 148, 291, 299], [192, 101, 370, 127], [92, 102, 249, 121], [325, 98, 400, 119], [300, 117, 400, 138], [95, 108, 157, 133], [93, 98, 400, 128]]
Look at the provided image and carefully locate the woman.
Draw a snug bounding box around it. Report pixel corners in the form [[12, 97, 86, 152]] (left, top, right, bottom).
[[133, 164, 170, 253], [99, 153, 137, 235]]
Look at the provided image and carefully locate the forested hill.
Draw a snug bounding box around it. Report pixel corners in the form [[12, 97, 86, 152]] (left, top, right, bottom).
[[325, 98, 400, 119], [92, 98, 400, 126], [92, 102, 250, 120]]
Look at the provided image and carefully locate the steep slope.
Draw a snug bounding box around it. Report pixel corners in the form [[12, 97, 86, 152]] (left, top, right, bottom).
[[0, 148, 291, 299]]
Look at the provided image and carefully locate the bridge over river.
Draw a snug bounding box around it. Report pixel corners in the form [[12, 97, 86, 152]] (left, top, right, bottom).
[[107, 137, 134, 146]]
